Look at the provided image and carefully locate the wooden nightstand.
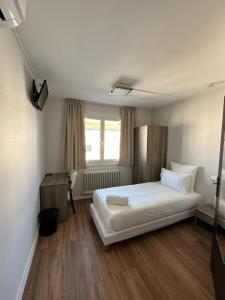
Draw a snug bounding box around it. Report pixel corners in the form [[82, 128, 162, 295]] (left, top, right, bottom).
[[195, 204, 215, 226]]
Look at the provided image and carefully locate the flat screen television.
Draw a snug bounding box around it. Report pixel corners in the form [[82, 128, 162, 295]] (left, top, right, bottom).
[[32, 79, 48, 111]]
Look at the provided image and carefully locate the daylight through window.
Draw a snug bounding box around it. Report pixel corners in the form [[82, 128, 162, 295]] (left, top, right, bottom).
[[85, 118, 121, 162]]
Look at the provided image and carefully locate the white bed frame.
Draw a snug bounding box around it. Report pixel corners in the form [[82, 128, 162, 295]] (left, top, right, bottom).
[[90, 203, 195, 246]]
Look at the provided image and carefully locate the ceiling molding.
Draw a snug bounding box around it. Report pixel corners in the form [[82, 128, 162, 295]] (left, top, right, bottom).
[[12, 29, 37, 79]]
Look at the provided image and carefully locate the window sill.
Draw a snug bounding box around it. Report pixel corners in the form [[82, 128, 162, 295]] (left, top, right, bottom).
[[86, 160, 119, 168]]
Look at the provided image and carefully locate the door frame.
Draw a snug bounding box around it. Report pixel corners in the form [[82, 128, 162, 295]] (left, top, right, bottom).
[[211, 97, 225, 300]]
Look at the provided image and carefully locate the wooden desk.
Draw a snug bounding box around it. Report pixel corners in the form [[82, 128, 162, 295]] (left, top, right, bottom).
[[40, 172, 69, 222]]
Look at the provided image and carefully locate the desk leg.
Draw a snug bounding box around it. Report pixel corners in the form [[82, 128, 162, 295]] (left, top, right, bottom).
[[69, 190, 75, 214]]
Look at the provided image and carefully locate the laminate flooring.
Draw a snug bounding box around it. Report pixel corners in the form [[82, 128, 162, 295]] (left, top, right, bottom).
[[23, 199, 215, 300]]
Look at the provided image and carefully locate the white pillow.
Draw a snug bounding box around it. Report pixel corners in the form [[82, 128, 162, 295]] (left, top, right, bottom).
[[161, 168, 192, 194], [171, 161, 198, 192]]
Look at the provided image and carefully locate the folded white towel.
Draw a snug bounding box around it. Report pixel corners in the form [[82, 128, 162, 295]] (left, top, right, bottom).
[[106, 195, 129, 206]]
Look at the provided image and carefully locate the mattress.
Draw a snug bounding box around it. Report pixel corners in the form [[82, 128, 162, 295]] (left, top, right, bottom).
[[93, 182, 202, 232]]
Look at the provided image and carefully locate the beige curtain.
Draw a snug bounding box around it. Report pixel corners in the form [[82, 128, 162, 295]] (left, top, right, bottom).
[[119, 106, 136, 167], [63, 99, 86, 170]]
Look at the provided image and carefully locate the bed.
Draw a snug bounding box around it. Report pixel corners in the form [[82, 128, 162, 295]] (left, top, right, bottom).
[[90, 181, 202, 246]]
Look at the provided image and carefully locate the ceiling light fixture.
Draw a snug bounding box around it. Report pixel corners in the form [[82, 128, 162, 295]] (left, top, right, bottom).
[[207, 80, 225, 88], [110, 83, 174, 97], [110, 85, 133, 96]]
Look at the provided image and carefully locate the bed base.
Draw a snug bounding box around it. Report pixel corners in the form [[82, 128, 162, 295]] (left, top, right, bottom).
[[218, 217, 225, 230], [90, 203, 196, 246]]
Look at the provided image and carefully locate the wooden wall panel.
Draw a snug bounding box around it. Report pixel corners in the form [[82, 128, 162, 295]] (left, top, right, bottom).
[[133, 126, 148, 183], [147, 126, 168, 182], [133, 125, 168, 183]]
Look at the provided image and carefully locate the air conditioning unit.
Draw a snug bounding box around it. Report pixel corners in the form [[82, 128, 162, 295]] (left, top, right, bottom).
[[0, 0, 26, 28]]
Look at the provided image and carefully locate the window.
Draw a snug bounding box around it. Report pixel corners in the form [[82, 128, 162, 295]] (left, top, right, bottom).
[[104, 120, 120, 160], [85, 119, 101, 161], [85, 118, 121, 162]]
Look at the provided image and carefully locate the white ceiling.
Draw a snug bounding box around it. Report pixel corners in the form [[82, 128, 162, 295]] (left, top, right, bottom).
[[17, 0, 225, 108]]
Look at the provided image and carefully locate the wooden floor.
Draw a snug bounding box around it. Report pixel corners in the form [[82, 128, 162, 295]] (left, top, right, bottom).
[[23, 199, 216, 300]]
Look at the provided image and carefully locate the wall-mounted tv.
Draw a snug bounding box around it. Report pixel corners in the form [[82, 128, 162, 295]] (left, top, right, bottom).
[[32, 79, 48, 111]]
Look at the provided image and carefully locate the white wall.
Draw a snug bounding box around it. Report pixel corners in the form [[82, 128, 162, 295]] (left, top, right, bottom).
[[44, 97, 151, 197], [152, 87, 225, 202], [0, 30, 45, 300]]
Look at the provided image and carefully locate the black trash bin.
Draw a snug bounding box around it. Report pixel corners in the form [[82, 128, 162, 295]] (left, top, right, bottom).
[[38, 208, 59, 236]]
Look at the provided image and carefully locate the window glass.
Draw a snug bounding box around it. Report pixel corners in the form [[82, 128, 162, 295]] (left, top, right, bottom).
[[104, 120, 121, 160], [85, 118, 121, 162], [85, 118, 101, 161]]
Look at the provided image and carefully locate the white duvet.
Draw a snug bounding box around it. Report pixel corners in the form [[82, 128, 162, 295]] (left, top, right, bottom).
[[93, 182, 202, 232]]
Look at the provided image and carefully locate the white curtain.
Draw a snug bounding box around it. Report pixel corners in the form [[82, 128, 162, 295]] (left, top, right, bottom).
[[119, 106, 136, 167], [63, 99, 86, 170]]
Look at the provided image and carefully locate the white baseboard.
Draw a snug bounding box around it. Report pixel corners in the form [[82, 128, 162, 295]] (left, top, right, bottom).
[[16, 229, 39, 300]]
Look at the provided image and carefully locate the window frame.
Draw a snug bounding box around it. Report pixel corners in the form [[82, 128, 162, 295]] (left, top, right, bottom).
[[84, 116, 121, 165]]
